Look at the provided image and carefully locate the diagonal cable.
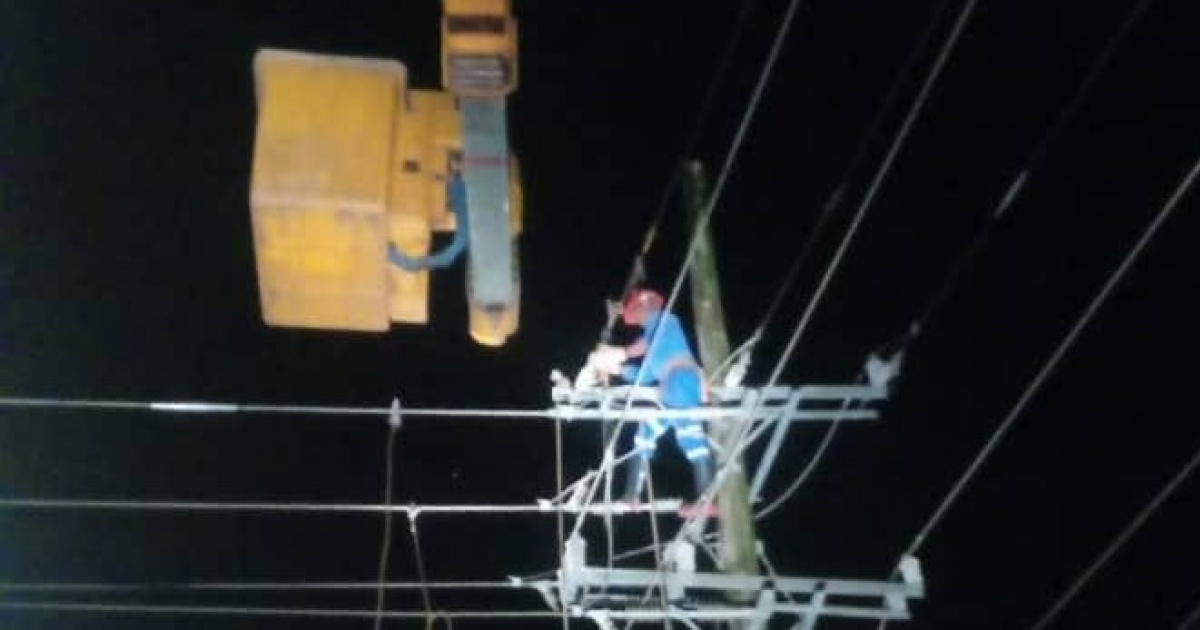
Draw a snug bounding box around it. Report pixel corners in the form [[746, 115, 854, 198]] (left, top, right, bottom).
[[1027, 442, 1200, 630], [373, 417, 401, 630], [672, 0, 981, 542], [902, 150, 1200, 562], [567, 0, 810, 540], [600, 0, 763, 344], [408, 513, 435, 627]]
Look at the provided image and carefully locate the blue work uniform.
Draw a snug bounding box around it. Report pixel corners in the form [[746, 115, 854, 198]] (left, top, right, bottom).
[[621, 310, 712, 462]]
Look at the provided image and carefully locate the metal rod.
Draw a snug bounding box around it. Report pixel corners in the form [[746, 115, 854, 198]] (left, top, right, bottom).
[[905, 139, 1200, 560], [0, 579, 529, 592], [0, 497, 685, 515], [0, 397, 547, 418], [0, 600, 561, 620], [1027, 440, 1200, 630], [573, 567, 921, 598], [0, 392, 877, 423], [749, 391, 805, 501]]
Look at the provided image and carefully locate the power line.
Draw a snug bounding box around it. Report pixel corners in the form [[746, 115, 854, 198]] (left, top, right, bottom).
[[654, 0, 807, 378], [765, 0, 978, 387], [0, 396, 807, 424], [672, 0, 981, 541], [1176, 597, 1200, 630], [752, 0, 956, 336], [568, 0, 810, 538], [408, 515, 436, 625], [0, 600, 561, 621], [589, 0, 779, 495], [900, 148, 1200, 562], [0, 397, 549, 419], [875, 131, 1195, 627], [601, 0, 763, 344], [554, 418, 569, 630], [1014, 0, 1155, 189], [0, 497, 677, 515], [373, 416, 401, 630], [1027, 441, 1200, 630], [757, 0, 1155, 531], [754, 391, 859, 520], [909, 0, 1156, 335], [0, 579, 525, 592]]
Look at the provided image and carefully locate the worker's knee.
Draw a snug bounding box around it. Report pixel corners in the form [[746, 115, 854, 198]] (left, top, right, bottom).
[[674, 420, 706, 439], [682, 443, 712, 461], [675, 425, 711, 461]]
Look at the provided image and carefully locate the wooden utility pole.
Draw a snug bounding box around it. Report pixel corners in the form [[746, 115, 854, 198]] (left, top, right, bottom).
[[682, 160, 759, 604]]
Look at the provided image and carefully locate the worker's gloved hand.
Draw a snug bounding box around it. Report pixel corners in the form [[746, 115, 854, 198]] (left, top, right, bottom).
[[574, 363, 601, 389], [590, 344, 628, 376]]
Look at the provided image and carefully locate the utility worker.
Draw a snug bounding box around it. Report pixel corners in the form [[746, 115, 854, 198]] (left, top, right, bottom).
[[589, 288, 716, 512]]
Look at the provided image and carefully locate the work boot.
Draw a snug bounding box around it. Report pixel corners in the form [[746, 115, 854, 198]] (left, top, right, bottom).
[[620, 457, 648, 506]]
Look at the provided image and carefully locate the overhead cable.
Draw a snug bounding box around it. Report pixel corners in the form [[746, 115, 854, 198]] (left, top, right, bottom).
[[1027, 441, 1200, 630], [764, 0, 978, 387], [0, 601, 560, 620], [408, 515, 436, 626], [0, 397, 547, 419], [1176, 597, 1200, 630], [0, 497, 676, 515], [673, 0, 981, 541], [900, 147, 1199, 563], [908, 0, 1157, 335], [373, 413, 402, 630], [755, 0, 1155, 532], [600, 0, 762, 343], [754, 393, 858, 520], [568, 0, 810, 539], [877, 125, 1196, 630], [752, 0, 956, 337], [0, 579, 524, 593]]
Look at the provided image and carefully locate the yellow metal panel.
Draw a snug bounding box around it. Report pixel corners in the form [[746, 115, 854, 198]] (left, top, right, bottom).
[[508, 154, 522, 236], [412, 90, 462, 232], [392, 91, 430, 221], [387, 205, 431, 324], [250, 49, 404, 331], [388, 92, 433, 324], [444, 0, 510, 13], [254, 205, 389, 330], [428, 90, 462, 156]]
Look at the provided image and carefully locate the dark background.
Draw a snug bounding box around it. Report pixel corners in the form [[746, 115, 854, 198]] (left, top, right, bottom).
[[2, 1, 1198, 628]]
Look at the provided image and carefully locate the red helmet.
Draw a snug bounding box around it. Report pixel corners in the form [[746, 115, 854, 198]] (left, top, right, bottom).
[[621, 288, 664, 326]]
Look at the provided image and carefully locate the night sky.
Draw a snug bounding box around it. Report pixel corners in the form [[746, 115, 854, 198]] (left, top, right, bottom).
[[2, 1, 1199, 629]]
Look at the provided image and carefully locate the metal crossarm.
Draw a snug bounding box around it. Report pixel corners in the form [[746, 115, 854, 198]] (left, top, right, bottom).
[[549, 384, 886, 423], [559, 560, 923, 626], [555, 536, 922, 626], [536, 498, 683, 515], [569, 567, 923, 602]]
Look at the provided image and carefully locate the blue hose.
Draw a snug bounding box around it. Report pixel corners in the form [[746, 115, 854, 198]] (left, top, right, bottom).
[[388, 176, 469, 271]]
